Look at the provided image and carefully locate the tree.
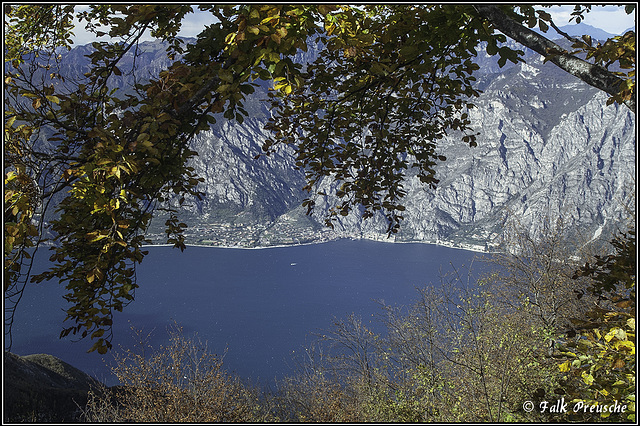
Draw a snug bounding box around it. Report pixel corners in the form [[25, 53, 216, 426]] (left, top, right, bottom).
[[473, 5, 635, 112], [4, 4, 636, 352], [553, 229, 636, 422], [82, 324, 272, 422], [489, 214, 598, 333], [283, 263, 563, 422]]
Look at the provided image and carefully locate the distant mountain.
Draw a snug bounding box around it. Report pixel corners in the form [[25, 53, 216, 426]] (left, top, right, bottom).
[[536, 22, 636, 40], [38, 39, 637, 250], [559, 23, 617, 39], [150, 40, 635, 250], [539, 22, 630, 40]]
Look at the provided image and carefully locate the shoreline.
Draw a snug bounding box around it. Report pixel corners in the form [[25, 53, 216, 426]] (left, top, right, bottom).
[[141, 236, 494, 254]]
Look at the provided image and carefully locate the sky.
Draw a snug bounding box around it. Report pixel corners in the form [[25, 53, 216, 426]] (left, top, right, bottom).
[[544, 4, 635, 34], [70, 5, 636, 46]]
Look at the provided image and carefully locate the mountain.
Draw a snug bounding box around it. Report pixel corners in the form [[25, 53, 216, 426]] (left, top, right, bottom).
[[535, 23, 634, 40], [397, 50, 635, 250], [4, 352, 100, 422], [545, 23, 617, 40], [40, 39, 637, 250]]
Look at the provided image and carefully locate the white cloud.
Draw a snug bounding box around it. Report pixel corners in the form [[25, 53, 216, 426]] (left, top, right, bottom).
[[177, 9, 213, 39], [546, 5, 635, 34], [70, 6, 212, 46]]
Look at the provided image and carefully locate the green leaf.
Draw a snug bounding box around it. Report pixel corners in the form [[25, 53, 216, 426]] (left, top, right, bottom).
[[581, 371, 594, 385], [219, 68, 234, 83]]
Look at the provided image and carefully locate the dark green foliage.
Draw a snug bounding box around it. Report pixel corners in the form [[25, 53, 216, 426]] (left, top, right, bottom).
[[3, 352, 100, 422]]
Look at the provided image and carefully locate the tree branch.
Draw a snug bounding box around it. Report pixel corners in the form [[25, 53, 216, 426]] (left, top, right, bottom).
[[475, 5, 635, 113]]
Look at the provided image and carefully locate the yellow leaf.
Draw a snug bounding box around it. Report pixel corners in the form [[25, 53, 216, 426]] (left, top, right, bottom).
[[581, 371, 594, 385], [217, 84, 231, 93], [110, 166, 120, 179], [88, 233, 107, 242], [614, 340, 635, 352], [225, 32, 236, 44], [604, 327, 621, 342], [559, 361, 571, 372], [268, 52, 280, 63], [260, 15, 279, 25]]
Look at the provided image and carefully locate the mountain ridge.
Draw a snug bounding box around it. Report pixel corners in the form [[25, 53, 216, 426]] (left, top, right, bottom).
[[37, 38, 637, 251]]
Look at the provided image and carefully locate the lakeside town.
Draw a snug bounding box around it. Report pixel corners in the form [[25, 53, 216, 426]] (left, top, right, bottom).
[[144, 214, 496, 253]]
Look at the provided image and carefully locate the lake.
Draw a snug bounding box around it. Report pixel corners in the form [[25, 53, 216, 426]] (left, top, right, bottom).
[[7, 239, 486, 387]]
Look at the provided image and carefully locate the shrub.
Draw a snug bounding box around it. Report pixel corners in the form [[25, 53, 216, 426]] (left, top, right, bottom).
[[82, 324, 274, 422]]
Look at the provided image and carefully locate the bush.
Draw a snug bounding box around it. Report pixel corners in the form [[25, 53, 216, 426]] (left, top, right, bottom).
[[553, 229, 636, 422], [82, 324, 275, 422]]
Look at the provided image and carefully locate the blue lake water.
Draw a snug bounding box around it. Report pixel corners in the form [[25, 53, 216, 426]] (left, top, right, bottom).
[[7, 239, 485, 387]]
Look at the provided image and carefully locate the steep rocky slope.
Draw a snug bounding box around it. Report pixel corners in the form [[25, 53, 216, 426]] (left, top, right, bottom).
[[144, 41, 634, 249], [43, 37, 637, 249]]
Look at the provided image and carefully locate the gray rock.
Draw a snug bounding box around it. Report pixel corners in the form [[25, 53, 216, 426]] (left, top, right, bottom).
[[170, 43, 634, 249], [42, 39, 637, 249]]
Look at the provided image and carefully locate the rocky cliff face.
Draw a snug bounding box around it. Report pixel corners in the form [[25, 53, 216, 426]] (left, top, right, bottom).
[[54, 38, 637, 249], [149, 40, 634, 249], [391, 52, 635, 249]]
